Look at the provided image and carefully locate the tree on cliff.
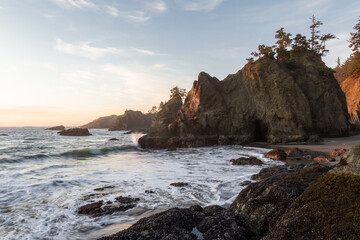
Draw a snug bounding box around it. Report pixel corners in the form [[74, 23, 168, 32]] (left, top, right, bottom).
[[170, 86, 187, 101], [349, 17, 360, 53], [308, 15, 336, 56], [275, 28, 292, 59]]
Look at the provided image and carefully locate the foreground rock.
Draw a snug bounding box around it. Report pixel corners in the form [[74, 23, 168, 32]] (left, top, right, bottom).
[[264, 149, 287, 161], [139, 51, 349, 149], [81, 115, 118, 129], [330, 143, 360, 175], [229, 163, 331, 239], [109, 110, 153, 131], [230, 157, 263, 165], [46, 125, 65, 131], [99, 205, 253, 240], [78, 196, 139, 217], [0, 134, 8, 136], [58, 128, 91, 136], [329, 148, 347, 158]]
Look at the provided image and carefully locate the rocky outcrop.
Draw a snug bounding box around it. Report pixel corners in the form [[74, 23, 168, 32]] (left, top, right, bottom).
[[139, 51, 349, 149], [99, 205, 253, 240], [58, 128, 91, 136], [228, 163, 331, 239], [45, 125, 65, 131], [340, 73, 360, 123], [109, 111, 153, 131], [81, 115, 118, 129], [152, 96, 183, 130], [264, 149, 287, 161], [230, 156, 263, 165]]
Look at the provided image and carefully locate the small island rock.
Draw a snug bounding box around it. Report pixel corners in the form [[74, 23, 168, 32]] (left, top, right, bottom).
[[58, 128, 91, 136]]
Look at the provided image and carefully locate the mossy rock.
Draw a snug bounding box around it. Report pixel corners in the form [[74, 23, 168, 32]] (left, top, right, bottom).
[[266, 173, 360, 240]]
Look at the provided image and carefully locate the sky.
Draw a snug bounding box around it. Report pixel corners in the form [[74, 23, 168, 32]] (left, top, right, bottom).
[[0, 0, 359, 127]]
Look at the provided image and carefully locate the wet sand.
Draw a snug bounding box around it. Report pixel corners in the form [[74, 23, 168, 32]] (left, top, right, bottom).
[[249, 133, 360, 155]]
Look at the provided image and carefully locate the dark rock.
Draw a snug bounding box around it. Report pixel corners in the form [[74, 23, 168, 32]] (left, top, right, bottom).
[[99, 206, 253, 240], [152, 96, 183, 130], [58, 128, 91, 136], [228, 164, 331, 239], [230, 156, 263, 165], [81, 115, 118, 129], [170, 182, 189, 187], [240, 180, 252, 186], [145, 190, 155, 194], [0, 134, 8, 136], [124, 129, 148, 134], [94, 186, 115, 191], [108, 138, 119, 141], [77, 201, 103, 215], [265, 173, 360, 240], [115, 196, 140, 204], [139, 51, 349, 149], [109, 110, 153, 131], [314, 155, 335, 162], [329, 148, 347, 158], [264, 149, 287, 161], [46, 125, 65, 131], [286, 147, 305, 158]]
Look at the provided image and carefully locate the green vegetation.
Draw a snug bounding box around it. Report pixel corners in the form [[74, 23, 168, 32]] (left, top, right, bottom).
[[249, 15, 335, 60], [334, 17, 360, 83], [281, 173, 360, 239], [170, 86, 187, 101]]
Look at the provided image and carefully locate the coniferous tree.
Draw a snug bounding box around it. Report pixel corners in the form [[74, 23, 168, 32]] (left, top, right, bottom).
[[349, 17, 360, 53], [292, 34, 309, 52], [275, 28, 292, 59]]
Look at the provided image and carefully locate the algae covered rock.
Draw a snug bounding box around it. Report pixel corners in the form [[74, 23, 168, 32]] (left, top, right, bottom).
[[330, 143, 360, 175]]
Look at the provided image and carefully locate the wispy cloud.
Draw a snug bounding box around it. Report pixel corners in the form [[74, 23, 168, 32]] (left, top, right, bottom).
[[50, 0, 96, 9], [132, 48, 164, 56], [178, 0, 225, 12], [42, 13, 56, 18], [147, 0, 167, 13], [121, 10, 152, 22], [106, 5, 119, 17], [55, 38, 124, 59]]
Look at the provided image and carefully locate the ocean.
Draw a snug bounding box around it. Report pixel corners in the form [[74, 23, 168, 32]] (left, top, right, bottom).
[[0, 128, 282, 240]]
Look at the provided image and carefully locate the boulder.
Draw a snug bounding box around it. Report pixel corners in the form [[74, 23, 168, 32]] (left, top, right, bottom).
[[329, 148, 347, 158], [230, 156, 263, 165], [264, 149, 287, 161], [109, 110, 153, 131], [265, 173, 360, 240], [170, 182, 189, 187], [139, 51, 349, 149], [330, 143, 360, 175], [286, 147, 305, 158], [81, 115, 118, 129], [0, 134, 8, 136], [228, 164, 331, 239], [58, 128, 91, 136], [46, 125, 65, 131], [314, 155, 335, 162], [99, 205, 253, 240]]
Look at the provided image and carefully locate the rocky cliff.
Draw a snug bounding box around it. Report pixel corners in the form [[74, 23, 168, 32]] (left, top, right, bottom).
[[139, 51, 349, 149], [81, 115, 118, 129], [340, 73, 360, 123], [151, 96, 183, 130], [109, 110, 153, 131]]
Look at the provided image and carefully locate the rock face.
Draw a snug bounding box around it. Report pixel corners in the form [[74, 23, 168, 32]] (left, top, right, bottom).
[[152, 96, 183, 130], [81, 115, 118, 129], [264, 149, 287, 161], [228, 163, 331, 239], [46, 125, 65, 131], [139, 51, 349, 149], [99, 205, 253, 240], [58, 128, 91, 136], [340, 73, 360, 123], [265, 173, 360, 240], [109, 111, 153, 131]]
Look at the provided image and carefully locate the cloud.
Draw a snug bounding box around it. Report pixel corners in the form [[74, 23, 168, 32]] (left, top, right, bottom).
[[106, 5, 119, 16], [120, 10, 152, 22], [178, 0, 225, 12], [50, 0, 96, 9], [55, 38, 124, 59], [42, 13, 56, 18], [132, 47, 164, 56], [147, 0, 167, 13]]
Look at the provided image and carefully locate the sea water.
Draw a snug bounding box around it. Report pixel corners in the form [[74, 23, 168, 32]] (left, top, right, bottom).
[[0, 128, 282, 240]]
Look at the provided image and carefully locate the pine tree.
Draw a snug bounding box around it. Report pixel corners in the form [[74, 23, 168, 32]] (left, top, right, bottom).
[[309, 15, 322, 51], [275, 28, 292, 59], [349, 17, 360, 53]]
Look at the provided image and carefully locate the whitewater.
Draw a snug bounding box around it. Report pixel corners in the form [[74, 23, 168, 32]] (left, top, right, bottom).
[[0, 128, 282, 240]]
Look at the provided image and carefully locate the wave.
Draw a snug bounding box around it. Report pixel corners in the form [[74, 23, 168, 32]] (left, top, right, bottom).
[[60, 145, 140, 158], [0, 144, 141, 164]]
